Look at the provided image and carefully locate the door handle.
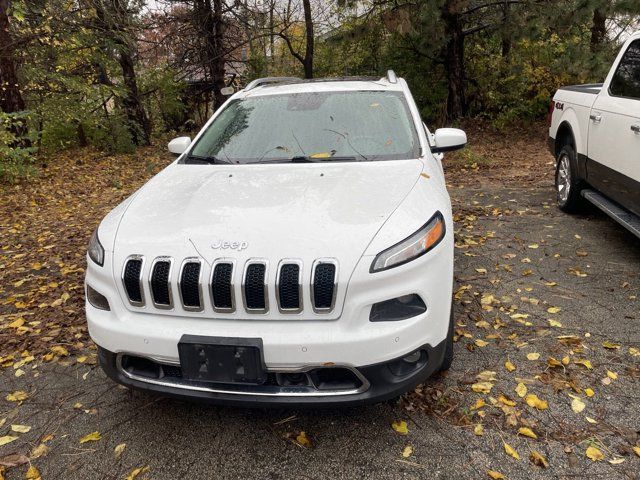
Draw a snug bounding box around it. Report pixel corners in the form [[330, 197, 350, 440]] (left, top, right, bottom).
[[589, 113, 602, 123], [632, 124, 640, 134]]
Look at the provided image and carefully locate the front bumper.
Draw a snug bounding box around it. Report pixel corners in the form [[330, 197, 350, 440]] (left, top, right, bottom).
[[97, 338, 446, 407]]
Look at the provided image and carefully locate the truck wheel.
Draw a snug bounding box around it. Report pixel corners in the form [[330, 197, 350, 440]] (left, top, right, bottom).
[[438, 306, 454, 372], [555, 145, 584, 213]]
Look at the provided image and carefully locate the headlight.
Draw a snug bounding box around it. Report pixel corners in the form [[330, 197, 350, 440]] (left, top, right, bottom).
[[88, 229, 105, 266], [370, 212, 445, 273]]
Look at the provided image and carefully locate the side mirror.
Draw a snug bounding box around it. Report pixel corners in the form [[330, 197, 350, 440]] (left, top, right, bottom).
[[432, 128, 467, 153], [168, 136, 191, 156]]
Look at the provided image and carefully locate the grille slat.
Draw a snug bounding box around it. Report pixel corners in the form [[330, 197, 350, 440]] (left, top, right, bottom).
[[150, 259, 171, 307], [123, 258, 144, 305], [244, 263, 267, 311], [313, 262, 336, 311], [180, 261, 202, 310], [278, 263, 301, 311], [211, 262, 234, 311]]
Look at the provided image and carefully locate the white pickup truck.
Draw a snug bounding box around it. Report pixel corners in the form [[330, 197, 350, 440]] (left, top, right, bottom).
[[549, 31, 640, 238]]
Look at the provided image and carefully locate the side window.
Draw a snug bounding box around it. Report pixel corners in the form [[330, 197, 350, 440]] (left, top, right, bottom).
[[610, 40, 640, 99]]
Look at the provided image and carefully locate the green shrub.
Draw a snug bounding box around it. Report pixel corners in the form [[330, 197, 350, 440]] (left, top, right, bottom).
[[0, 112, 38, 183]]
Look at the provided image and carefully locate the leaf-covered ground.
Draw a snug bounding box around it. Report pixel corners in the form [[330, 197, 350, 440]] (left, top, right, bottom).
[[0, 122, 639, 480]]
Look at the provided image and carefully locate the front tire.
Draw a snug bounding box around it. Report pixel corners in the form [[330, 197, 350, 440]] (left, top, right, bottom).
[[555, 145, 584, 213]]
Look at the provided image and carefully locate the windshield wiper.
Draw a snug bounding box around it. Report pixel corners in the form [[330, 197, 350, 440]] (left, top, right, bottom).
[[185, 154, 233, 164], [289, 156, 358, 163]]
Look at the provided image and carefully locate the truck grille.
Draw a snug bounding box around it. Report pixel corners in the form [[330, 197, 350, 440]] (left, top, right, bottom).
[[122, 256, 338, 314]]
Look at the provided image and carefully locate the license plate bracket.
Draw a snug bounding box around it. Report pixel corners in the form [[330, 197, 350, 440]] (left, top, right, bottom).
[[178, 335, 267, 385]]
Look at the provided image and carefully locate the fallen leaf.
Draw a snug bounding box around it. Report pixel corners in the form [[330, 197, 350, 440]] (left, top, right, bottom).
[[586, 446, 604, 461], [518, 427, 537, 439], [586, 417, 597, 424], [504, 442, 520, 460], [574, 359, 593, 370], [474, 424, 484, 436], [498, 395, 516, 407], [30, 444, 50, 459], [50, 346, 69, 357], [585, 388, 594, 397], [125, 466, 150, 480], [571, 396, 585, 413], [6, 391, 28, 402], [515, 383, 527, 398], [471, 399, 486, 410], [115, 443, 126, 458], [609, 457, 625, 465], [25, 466, 41, 480], [475, 339, 489, 347], [0, 437, 18, 447], [0, 453, 29, 468], [633, 446, 640, 458], [472, 382, 493, 394], [79, 431, 101, 444], [10, 425, 30, 434], [525, 394, 548, 410], [526, 352, 540, 360], [402, 445, 413, 458], [295, 431, 312, 448], [505, 360, 516, 372], [602, 341, 620, 350], [487, 470, 505, 479], [547, 307, 561, 314], [530, 450, 549, 468], [606, 370, 617, 380], [391, 420, 408, 435]]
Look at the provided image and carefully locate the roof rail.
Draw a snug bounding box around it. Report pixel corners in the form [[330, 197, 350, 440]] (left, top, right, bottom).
[[386, 70, 398, 84], [244, 76, 301, 91]]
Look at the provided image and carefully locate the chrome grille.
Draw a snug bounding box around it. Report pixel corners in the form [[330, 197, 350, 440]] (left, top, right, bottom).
[[243, 261, 268, 313], [179, 259, 203, 311], [211, 260, 234, 312], [123, 256, 337, 314], [123, 257, 144, 306], [277, 261, 302, 312], [312, 260, 337, 312], [150, 258, 172, 308]]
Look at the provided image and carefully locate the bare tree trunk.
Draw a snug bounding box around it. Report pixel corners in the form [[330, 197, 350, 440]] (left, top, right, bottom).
[[302, 0, 313, 78], [500, 1, 511, 59], [92, 0, 151, 145], [194, 0, 226, 111], [0, 0, 29, 142], [441, 1, 466, 120], [590, 7, 607, 52]]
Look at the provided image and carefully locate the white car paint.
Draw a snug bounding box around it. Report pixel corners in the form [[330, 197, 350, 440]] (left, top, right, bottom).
[[85, 74, 462, 402]]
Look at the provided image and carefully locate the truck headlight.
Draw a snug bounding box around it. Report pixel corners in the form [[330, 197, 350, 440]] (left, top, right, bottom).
[[88, 229, 105, 267], [370, 212, 445, 273]]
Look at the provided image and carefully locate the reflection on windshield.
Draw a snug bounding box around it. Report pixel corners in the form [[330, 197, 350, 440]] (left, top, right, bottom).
[[189, 91, 419, 164]]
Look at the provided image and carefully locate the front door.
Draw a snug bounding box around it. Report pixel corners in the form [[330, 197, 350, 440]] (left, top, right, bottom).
[[587, 39, 640, 216]]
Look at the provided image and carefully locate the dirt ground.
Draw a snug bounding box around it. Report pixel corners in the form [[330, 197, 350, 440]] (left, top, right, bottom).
[[1, 122, 639, 479]]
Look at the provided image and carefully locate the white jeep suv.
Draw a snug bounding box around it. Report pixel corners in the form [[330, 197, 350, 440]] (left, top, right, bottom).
[[84, 72, 466, 406]]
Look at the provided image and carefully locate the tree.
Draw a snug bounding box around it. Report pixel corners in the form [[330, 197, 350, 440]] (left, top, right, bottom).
[[0, 0, 29, 141], [276, 0, 316, 78], [90, 0, 152, 145]]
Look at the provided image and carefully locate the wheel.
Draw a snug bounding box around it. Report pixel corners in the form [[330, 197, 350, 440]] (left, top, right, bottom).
[[555, 144, 584, 213], [438, 306, 454, 372]]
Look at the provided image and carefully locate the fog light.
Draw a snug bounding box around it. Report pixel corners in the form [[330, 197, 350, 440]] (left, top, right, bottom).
[[369, 294, 426, 322], [87, 285, 110, 311], [403, 351, 422, 364]]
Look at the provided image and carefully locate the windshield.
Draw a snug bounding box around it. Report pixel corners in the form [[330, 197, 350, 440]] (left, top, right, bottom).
[[187, 90, 420, 164]]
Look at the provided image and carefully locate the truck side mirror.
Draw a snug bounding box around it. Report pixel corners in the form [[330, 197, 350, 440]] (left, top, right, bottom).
[[168, 136, 191, 156], [432, 128, 467, 153]]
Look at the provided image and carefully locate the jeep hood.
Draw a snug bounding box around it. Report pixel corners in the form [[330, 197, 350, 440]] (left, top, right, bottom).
[[113, 160, 423, 261], [110, 160, 424, 318]]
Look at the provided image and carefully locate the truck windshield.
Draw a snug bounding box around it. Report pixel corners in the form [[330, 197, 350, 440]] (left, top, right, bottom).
[[187, 90, 420, 164]]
